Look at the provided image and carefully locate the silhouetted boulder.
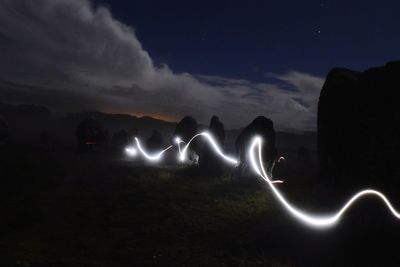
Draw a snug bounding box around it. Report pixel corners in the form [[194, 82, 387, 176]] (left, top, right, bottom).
[[317, 61, 400, 201], [112, 129, 128, 148], [235, 116, 278, 176], [173, 116, 199, 163], [127, 127, 138, 144], [39, 130, 49, 145], [76, 118, 108, 152], [146, 130, 163, 152], [174, 116, 198, 142], [0, 115, 8, 147], [210, 115, 225, 144], [297, 146, 310, 162], [199, 116, 226, 175]]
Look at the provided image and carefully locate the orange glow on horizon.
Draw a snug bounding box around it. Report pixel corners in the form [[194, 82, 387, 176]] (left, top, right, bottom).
[[131, 112, 178, 122], [102, 108, 179, 123]]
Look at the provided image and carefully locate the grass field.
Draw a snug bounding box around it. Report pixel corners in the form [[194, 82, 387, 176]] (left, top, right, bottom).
[[1, 144, 400, 266]]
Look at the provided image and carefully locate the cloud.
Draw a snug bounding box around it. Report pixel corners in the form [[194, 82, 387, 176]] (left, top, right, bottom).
[[0, 0, 324, 132]]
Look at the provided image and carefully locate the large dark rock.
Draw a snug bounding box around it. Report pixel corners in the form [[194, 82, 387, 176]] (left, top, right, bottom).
[[317, 61, 400, 201], [173, 116, 198, 142], [199, 116, 226, 175], [112, 129, 128, 148], [0, 115, 8, 147], [209, 115, 225, 144], [146, 130, 163, 152], [127, 127, 138, 143], [235, 116, 278, 176], [173, 116, 199, 162]]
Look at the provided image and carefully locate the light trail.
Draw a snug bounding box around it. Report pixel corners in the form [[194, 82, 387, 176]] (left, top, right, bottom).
[[134, 137, 173, 162], [125, 147, 137, 156], [248, 136, 400, 229], [173, 132, 282, 183], [177, 132, 238, 164], [128, 132, 238, 165], [125, 132, 400, 228]]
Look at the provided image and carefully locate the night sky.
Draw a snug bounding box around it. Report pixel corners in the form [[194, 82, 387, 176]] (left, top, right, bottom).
[[98, 0, 400, 80], [0, 0, 399, 131]]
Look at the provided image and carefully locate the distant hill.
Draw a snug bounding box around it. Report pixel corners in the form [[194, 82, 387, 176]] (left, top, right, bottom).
[[0, 103, 177, 145], [60, 111, 177, 141], [0, 102, 52, 142], [0, 102, 316, 153]]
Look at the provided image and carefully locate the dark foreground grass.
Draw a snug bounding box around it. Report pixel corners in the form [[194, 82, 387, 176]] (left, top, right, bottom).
[[1, 145, 400, 266], [0, 145, 290, 266]]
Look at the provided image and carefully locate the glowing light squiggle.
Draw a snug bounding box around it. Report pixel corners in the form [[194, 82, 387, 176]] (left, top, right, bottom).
[[128, 132, 238, 165], [126, 132, 400, 228], [129, 132, 282, 184], [177, 132, 238, 164], [248, 136, 400, 228], [134, 137, 173, 162], [125, 147, 137, 156]]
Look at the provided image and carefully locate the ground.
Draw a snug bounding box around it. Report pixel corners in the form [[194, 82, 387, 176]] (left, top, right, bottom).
[[0, 144, 400, 266]]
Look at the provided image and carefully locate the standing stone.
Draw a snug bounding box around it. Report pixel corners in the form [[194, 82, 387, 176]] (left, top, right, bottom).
[[235, 116, 278, 176], [199, 116, 226, 175], [146, 130, 163, 152], [317, 61, 400, 201], [174, 116, 199, 163]]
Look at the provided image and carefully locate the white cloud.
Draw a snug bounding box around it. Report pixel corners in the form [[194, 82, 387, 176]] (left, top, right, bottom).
[[0, 0, 324, 132]]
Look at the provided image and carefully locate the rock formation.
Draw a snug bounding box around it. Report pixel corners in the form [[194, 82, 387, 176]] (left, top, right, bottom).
[[174, 116, 199, 163], [317, 61, 400, 200], [199, 115, 226, 175], [146, 130, 163, 152], [112, 129, 128, 148], [235, 116, 278, 176]]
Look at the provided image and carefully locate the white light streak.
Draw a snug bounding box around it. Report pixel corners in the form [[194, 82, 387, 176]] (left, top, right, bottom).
[[134, 137, 173, 162], [130, 132, 239, 165], [248, 136, 400, 229], [125, 146, 137, 156], [178, 132, 238, 165], [125, 132, 400, 228]]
